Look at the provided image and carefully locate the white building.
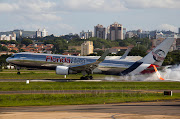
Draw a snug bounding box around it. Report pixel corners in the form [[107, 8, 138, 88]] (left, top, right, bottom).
[[0, 33, 16, 41], [41, 28, 48, 37], [155, 32, 164, 39], [36, 29, 42, 37]]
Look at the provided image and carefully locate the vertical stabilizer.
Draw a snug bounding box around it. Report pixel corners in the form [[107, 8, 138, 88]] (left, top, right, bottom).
[[139, 38, 175, 66]]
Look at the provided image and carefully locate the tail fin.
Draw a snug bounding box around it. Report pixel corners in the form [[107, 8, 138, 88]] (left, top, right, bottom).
[[139, 38, 175, 66]]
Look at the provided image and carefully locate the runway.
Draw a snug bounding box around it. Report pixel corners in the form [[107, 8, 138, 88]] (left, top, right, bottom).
[[0, 101, 180, 119], [0, 79, 169, 82]]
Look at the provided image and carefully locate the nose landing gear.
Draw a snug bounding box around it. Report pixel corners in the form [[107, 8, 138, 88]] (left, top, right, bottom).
[[16, 67, 21, 75]]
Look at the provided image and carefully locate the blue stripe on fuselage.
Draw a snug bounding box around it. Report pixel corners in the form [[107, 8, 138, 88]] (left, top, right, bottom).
[[120, 62, 143, 75]]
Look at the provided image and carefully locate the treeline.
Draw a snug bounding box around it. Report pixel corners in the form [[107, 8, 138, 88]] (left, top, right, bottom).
[[1, 35, 180, 65], [0, 54, 11, 70], [163, 50, 180, 66]]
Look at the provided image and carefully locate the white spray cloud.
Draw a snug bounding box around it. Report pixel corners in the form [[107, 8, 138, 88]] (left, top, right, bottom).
[[161, 65, 180, 81], [105, 65, 180, 82]]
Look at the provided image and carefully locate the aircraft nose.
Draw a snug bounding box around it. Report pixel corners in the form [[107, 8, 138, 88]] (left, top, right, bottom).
[[6, 57, 10, 63]]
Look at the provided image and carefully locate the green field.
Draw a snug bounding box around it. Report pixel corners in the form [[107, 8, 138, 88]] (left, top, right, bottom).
[[0, 82, 180, 91], [0, 93, 180, 107], [0, 69, 180, 107]]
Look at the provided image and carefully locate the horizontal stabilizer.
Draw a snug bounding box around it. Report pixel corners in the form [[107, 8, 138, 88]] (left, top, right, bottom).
[[120, 47, 132, 59]]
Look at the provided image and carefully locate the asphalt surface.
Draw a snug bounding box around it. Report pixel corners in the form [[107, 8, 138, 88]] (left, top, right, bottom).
[[0, 79, 171, 82], [0, 101, 180, 116]]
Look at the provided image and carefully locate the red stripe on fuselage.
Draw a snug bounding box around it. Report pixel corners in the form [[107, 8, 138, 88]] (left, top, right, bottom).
[[141, 64, 159, 74]]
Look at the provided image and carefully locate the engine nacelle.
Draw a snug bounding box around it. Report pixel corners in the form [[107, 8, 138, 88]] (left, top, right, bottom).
[[56, 66, 69, 75]]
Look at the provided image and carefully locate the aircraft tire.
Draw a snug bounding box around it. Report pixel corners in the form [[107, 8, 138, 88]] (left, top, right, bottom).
[[89, 76, 93, 80], [80, 76, 85, 80]]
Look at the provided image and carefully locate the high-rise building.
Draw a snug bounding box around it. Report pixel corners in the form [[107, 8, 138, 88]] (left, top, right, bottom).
[[41, 28, 48, 37], [11, 32, 16, 40], [94, 24, 106, 39], [125, 32, 134, 38], [36, 29, 42, 38], [80, 30, 85, 39], [19, 30, 22, 38], [137, 29, 142, 35], [110, 22, 123, 40], [106, 26, 110, 40], [81, 41, 94, 56], [87, 30, 93, 38], [80, 30, 93, 39], [123, 28, 126, 39], [179, 28, 180, 34]]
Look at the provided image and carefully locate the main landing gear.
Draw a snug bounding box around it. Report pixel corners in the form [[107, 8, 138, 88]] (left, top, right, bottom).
[[80, 75, 93, 80], [80, 70, 93, 80]]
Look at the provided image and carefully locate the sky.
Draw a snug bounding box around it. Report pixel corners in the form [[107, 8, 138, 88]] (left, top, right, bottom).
[[0, 0, 180, 35]]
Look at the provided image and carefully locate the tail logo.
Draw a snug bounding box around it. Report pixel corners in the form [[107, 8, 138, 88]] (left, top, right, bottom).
[[152, 49, 165, 62]]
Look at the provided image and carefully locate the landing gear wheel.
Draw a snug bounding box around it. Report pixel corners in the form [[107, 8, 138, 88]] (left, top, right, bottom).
[[80, 76, 93, 80], [89, 76, 93, 80], [80, 76, 85, 80], [85, 76, 89, 80]]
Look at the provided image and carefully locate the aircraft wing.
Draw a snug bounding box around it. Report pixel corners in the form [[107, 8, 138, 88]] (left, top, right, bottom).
[[70, 50, 109, 72]]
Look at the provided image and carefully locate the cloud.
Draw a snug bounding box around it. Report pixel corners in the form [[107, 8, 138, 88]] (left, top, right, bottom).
[[124, 0, 180, 9], [0, 3, 19, 12], [59, 0, 180, 12], [61, 0, 127, 12], [1, 0, 179, 14], [25, 13, 61, 21], [157, 24, 178, 32], [19, 0, 56, 13], [0, 0, 59, 21], [48, 23, 75, 35]]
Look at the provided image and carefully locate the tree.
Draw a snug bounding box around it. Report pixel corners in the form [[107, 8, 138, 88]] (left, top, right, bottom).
[[163, 50, 180, 66], [9, 40, 18, 45], [0, 54, 11, 71], [52, 39, 68, 54], [129, 46, 147, 57], [0, 40, 8, 45], [21, 38, 33, 46], [10, 50, 17, 53], [0, 45, 8, 51]]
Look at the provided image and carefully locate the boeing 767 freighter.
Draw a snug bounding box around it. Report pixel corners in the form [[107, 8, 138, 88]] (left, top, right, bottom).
[[6, 38, 175, 80]]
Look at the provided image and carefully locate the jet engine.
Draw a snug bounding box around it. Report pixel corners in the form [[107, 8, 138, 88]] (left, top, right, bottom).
[[56, 66, 70, 75]]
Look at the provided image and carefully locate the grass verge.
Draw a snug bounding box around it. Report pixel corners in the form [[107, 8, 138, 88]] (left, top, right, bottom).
[[0, 70, 108, 79], [0, 93, 180, 107], [0, 82, 180, 91]]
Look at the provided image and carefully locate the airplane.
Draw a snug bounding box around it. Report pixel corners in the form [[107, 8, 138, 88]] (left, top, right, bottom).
[[6, 38, 175, 80]]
